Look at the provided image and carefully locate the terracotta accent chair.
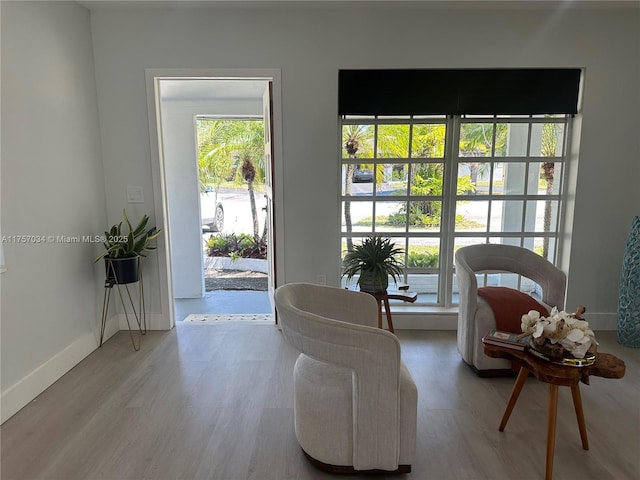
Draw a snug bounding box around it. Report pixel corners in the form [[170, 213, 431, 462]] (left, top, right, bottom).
[[274, 283, 417, 473], [455, 244, 567, 375]]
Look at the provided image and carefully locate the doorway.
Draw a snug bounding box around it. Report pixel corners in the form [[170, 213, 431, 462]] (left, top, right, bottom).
[[146, 70, 283, 328], [188, 116, 270, 320]]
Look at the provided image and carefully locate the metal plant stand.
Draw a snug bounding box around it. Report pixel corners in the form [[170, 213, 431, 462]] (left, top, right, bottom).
[[99, 257, 147, 351]]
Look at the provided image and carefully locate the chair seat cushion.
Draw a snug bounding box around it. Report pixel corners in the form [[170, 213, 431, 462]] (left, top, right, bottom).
[[477, 286, 549, 332]]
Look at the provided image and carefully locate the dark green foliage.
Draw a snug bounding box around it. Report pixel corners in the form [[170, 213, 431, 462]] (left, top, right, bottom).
[[206, 233, 267, 260], [342, 236, 404, 290], [407, 251, 439, 268], [95, 209, 161, 262]]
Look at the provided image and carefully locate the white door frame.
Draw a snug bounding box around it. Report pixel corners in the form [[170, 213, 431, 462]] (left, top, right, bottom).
[[145, 68, 285, 329]]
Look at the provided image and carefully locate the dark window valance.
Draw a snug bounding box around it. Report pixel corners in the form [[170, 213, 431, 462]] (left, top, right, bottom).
[[338, 69, 581, 116]]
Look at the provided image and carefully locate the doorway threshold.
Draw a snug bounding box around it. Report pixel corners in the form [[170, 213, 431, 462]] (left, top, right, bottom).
[[183, 313, 274, 324], [174, 290, 271, 321]]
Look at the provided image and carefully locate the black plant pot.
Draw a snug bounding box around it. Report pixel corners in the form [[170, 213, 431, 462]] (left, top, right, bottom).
[[104, 256, 140, 285]]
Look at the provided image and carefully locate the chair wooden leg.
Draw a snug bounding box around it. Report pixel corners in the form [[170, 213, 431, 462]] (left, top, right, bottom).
[[382, 298, 394, 333], [499, 366, 529, 431], [545, 384, 559, 480], [376, 299, 383, 329], [570, 384, 589, 450]]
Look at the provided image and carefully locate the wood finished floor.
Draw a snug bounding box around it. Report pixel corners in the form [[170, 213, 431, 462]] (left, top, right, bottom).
[[1, 327, 639, 480]]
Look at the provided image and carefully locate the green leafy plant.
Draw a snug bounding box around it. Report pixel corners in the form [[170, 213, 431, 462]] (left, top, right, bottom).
[[407, 251, 439, 268], [95, 209, 161, 262], [206, 233, 267, 259], [342, 235, 404, 293]]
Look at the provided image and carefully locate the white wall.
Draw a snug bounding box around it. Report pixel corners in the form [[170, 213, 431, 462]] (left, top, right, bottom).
[[1, 1, 107, 422], [89, 3, 639, 329], [159, 95, 263, 298], [159, 99, 204, 298]]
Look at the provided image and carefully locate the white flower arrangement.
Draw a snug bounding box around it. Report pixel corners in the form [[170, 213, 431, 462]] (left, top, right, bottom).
[[520, 306, 598, 359]]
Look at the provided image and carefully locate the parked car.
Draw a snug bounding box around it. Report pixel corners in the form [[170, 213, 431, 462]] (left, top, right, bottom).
[[201, 188, 224, 232], [353, 168, 373, 183], [202, 202, 224, 233]]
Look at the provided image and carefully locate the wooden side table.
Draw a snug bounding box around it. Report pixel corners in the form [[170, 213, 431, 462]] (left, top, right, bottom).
[[346, 286, 417, 333], [483, 342, 625, 480]]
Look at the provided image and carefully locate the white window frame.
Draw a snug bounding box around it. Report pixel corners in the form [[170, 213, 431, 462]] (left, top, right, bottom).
[[339, 114, 572, 309]]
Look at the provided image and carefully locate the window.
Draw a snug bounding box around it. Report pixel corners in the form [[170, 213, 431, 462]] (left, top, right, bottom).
[[340, 113, 572, 307], [338, 70, 580, 309]]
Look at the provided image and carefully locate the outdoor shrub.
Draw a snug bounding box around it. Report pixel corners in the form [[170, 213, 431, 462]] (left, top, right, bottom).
[[206, 233, 267, 259], [207, 235, 231, 255], [237, 234, 255, 253], [245, 236, 267, 259], [407, 251, 439, 268], [387, 207, 441, 228]]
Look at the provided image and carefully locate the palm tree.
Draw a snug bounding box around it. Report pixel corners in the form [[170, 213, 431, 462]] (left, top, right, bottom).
[[197, 119, 265, 240], [342, 124, 373, 251], [343, 122, 451, 242], [459, 122, 507, 186], [460, 119, 560, 259], [197, 119, 235, 205], [540, 122, 560, 259]]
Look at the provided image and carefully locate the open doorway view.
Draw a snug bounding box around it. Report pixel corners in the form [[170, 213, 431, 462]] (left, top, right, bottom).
[[194, 117, 271, 321], [154, 77, 275, 324]]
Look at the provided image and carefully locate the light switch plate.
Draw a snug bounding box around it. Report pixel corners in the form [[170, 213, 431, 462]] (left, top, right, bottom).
[[127, 186, 144, 203]]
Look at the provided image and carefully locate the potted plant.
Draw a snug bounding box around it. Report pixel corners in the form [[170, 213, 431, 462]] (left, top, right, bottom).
[[342, 235, 404, 294], [95, 209, 161, 285]]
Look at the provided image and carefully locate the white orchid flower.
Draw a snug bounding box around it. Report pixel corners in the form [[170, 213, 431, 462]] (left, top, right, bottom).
[[533, 323, 545, 338], [566, 329, 585, 343], [542, 319, 557, 334], [574, 320, 589, 330], [520, 305, 597, 359], [528, 310, 541, 321]]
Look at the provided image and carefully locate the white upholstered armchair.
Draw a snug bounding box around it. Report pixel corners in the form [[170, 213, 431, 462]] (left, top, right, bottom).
[[274, 283, 417, 473], [455, 244, 567, 375]]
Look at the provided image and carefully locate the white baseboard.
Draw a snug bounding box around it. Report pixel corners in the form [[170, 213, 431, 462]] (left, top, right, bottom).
[[0, 315, 118, 424], [1, 311, 170, 424]]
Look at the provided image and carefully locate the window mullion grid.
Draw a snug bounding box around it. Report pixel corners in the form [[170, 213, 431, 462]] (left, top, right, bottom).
[[372, 123, 379, 233], [403, 122, 413, 248], [487, 162, 495, 236], [441, 115, 460, 308], [520, 121, 534, 236], [339, 112, 569, 308], [555, 115, 572, 265], [488, 118, 497, 197], [402, 124, 416, 284]]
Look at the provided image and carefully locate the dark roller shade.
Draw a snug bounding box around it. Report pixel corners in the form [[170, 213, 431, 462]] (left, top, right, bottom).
[[338, 69, 581, 116]]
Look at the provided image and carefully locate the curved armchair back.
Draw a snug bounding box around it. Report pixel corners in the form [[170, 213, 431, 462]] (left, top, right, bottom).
[[456, 243, 566, 309], [274, 283, 405, 471], [455, 244, 567, 371]]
